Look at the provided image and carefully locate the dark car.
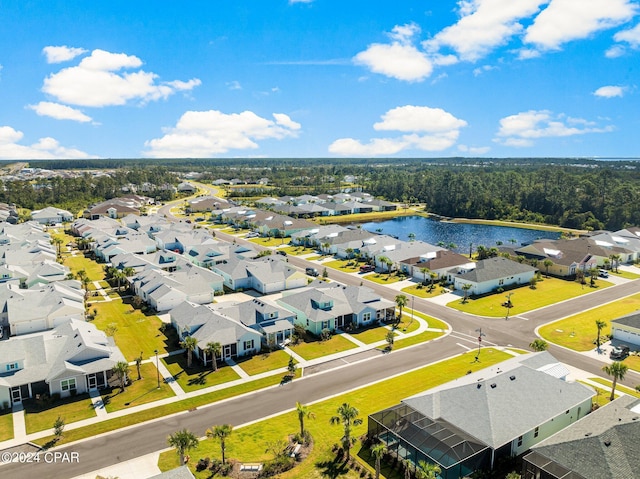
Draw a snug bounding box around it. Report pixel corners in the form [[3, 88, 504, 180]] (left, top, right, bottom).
[[305, 267, 319, 277], [277, 250, 287, 256], [359, 264, 375, 273], [610, 345, 630, 360]]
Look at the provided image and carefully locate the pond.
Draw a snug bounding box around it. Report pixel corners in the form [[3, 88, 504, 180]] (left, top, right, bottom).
[[360, 216, 561, 254]]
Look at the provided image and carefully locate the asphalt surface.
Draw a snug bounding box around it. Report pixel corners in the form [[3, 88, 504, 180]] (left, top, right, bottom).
[[5, 200, 639, 478]]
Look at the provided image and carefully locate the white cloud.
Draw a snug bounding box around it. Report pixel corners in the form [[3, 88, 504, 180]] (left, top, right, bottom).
[[473, 65, 496, 76], [524, 0, 637, 50], [424, 0, 545, 61], [0, 126, 96, 159], [144, 110, 301, 158], [605, 44, 627, 58], [27, 101, 92, 122], [226, 80, 242, 90], [593, 85, 625, 98], [354, 43, 433, 82], [329, 105, 466, 156], [354, 23, 433, 82], [458, 144, 491, 154], [42, 45, 87, 63], [42, 49, 201, 107], [373, 105, 467, 133], [494, 110, 614, 146], [613, 22, 640, 47]]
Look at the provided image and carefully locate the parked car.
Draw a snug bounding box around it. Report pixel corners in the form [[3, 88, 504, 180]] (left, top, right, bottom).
[[610, 344, 630, 359], [277, 250, 287, 256], [598, 269, 609, 278], [245, 232, 259, 238], [359, 264, 375, 273], [305, 267, 319, 277]]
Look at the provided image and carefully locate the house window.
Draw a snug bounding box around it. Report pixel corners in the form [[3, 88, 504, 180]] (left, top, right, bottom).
[[243, 340, 254, 351], [61, 378, 77, 392], [306, 319, 309, 326], [363, 312, 371, 322], [534, 427, 539, 438], [517, 435, 523, 447], [498, 279, 504, 285], [321, 321, 329, 330], [5, 363, 18, 371]]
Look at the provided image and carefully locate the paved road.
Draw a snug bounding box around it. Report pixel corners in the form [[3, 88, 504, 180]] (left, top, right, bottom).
[[7, 219, 639, 477]]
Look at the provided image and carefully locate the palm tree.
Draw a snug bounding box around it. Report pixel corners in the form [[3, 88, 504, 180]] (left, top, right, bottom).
[[415, 460, 441, 479], [296, 401, 315, 438], [378, 255, 391, 274], [395, 294, 408, 323], [429, 272, 438, 292], [112, 361, 130, 392], [181, 336, 198, 368], [408, 232, 416, 242], [595, 319, 607, 353], [135, 352, 143, 380], [167, 428, 199, 465], [461, 283, 472, 303], [476, 244, 488, 260], [602, 361, 628, 401], [420, 267, 430, 285], [329, 402, 362, 461], [529, 339, 548, 351], [345, 247, 354, 259], [206, 424, 233, 464], [543, 259, 553, 278], [52, 237, 63, 259], [371, 442, 386, 479], [205, 341, 221, 371]]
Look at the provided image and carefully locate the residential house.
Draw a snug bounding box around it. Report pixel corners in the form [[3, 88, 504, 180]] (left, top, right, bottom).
[[368, 352, 594, 479], [610, 311, 640, 349], [277, 282, 395, 335], [212, 255, 307, 294], [399, 250, 474, 284], [522, 395, 640, 479], [452, 257, 538, 296], [169, 301, 262, 362], [516, 238, 610, 278], [30, 206, 74, 225], [186, 196, 231, 213], [0, 318, 125, 407]]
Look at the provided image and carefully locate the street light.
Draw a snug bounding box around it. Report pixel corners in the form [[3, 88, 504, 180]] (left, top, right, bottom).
[[475, 328, 486, 362], [154, 349, 160, 389]]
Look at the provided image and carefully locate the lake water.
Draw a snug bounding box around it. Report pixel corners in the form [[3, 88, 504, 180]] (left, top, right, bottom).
[[360, 216, 560, 254]]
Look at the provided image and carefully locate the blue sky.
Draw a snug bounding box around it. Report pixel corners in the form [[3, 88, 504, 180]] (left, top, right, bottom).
[[1, 0, 639, 160]]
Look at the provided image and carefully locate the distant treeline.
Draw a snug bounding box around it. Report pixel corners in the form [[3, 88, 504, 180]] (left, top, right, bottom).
[[4, 157, 640, 230]]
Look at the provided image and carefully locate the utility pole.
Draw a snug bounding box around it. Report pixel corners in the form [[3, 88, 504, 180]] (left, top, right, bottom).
[[475, 328, 486, 362], [505, 293, 513, 321]]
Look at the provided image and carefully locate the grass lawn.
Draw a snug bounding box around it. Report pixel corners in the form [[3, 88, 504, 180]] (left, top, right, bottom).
[[235, 350, 294, 376], [401, 284, 447, 298], [103, 363, 175, 413], [350, 325, 394, 344], [363, 272, 406, 285], [538, 293, 640, 351], [313, 208, 419, 225], [24, 393, 96, 434], [394, 313, 422, 333], [291, 334, 358, 360], [447, 277, 612, 317], [588, 377, 640, 398], [306, 255, 323, 261], [158, 348, 512, 478], [92, 299, 179, 360], [249, 237, 290, 247], [0, 409, 13, 441], [281, 245, 316, 256], [162, 354, 241, 393], [410, 310, 449, 331], [63, 254, 106, 282], [323, 259, 361, 273], [578, 382, 616, 407], [610, 269, 640, 280]]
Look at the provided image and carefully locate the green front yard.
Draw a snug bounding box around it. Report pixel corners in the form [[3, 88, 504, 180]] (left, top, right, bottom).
[[103, 362, 175, 412], [448, 277, 612, 317], [162, 354, 241, 393], [63, 254, 106, 282], [92, 300, 179, 360], [249, 237, 290, 247], [401, 284, 448, 298], [0, 409, 13, 441], [24, 394, 96, 434], [290, 334, 357, 360], [235, 350, 295, 376], [323, 259, 361, 273], [281, 245, 317, 256], [350, 325, 394, 344], [158, 348, 512, 478], [538, 293, 640, 351], [363, 272, 405, 285]]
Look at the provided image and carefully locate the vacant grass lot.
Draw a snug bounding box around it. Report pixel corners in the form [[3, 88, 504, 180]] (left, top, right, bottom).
[[323, 259, 361, 273], [249, 237, 290, 247], [290, 334, 358, 360], [235, 350, 294, 376], [0, 409, 13, 441], [448, 277, 611, 317], [92, 299, 179, 360], [538, 293, 640, 351], [103, 363, 175, 412], [158, 348, 512, 478], [162, 354, 241, 393], [24, 394, 96, 434], [63, 254, 106, 281]]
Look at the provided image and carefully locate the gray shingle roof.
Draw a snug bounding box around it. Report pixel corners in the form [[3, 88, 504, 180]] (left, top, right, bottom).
[[611, 311, 640, 329], [455, 257, 537, 282]]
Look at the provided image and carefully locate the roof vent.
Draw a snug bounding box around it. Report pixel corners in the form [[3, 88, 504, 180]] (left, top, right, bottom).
[[477, 384, 482, 389], [510, 375, 516, 381], [584, 432, 592, 437], [604, 440, 611, 447], [632, 417, 638, 421], [490, 383, 497, 389]]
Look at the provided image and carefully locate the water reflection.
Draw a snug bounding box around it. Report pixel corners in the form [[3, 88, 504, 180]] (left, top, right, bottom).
[[360, 216, 560, 254]]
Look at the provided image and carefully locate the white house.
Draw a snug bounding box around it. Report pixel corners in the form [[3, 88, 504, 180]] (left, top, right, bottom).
[[610, 311, 640, 348], [30, 206, 74, 225], [452, 257, 538, 296]]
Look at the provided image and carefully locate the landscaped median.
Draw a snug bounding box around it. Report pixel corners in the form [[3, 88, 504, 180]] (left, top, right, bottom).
[[157, 348, 513, 478], [447, 277, 612, 317]]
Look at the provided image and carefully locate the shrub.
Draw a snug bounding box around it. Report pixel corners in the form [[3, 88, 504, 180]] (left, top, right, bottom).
[[258, 455, 295, 477]]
